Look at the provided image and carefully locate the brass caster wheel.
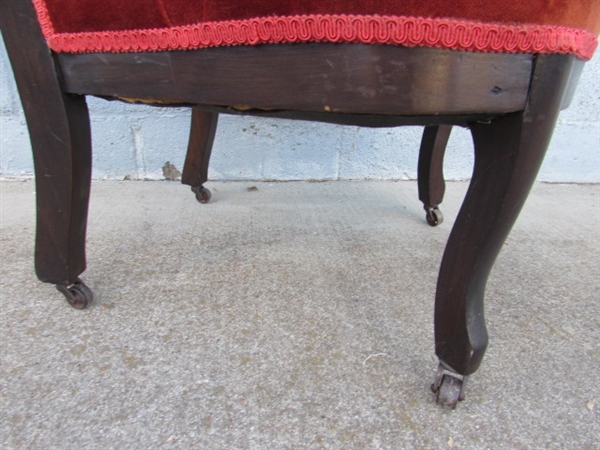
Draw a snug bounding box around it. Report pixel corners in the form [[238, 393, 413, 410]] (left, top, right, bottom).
[[431, 364, 467, 409], [192, 185, 212, 203], [56, 278, 94, 309], [425, 206, 444, 227]]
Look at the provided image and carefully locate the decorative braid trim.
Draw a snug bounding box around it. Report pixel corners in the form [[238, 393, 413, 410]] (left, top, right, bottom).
[[32, 1, 597, 60]]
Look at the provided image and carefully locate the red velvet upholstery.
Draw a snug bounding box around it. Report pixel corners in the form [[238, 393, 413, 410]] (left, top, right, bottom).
[[34, 0, 599, 59]]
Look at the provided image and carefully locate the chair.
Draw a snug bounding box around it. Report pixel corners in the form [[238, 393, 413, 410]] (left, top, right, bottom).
[[1, 0, 597, 408]]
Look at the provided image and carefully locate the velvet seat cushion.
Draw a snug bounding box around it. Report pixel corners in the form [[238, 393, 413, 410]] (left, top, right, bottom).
[[34, 0, 599, 60]]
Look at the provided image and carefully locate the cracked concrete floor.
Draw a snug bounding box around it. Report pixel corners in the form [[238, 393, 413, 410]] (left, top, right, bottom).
[[1, 180, 599, 449]]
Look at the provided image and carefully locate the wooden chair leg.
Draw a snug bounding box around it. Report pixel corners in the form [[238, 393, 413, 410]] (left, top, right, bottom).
[[431, 54, 575, 408], [1, 0, 93, 308], [418, 125, 452, 226], [181, 109, 219, 203]]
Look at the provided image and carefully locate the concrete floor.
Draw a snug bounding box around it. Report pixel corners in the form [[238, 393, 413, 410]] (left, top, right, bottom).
[[1, 180, 599, 449]]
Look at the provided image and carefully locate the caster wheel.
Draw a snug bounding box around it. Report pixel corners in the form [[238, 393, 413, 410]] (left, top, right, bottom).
[[434, 374, 463, 409], [192, 185, 212, 203], [56, 278, 94, 309], [425, 206, 443, 226], [431, 364, 467, 409]]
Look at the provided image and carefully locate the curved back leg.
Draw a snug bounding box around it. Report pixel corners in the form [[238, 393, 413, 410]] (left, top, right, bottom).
[[181, 109, 219, 203], [418, 125, 452, 226]]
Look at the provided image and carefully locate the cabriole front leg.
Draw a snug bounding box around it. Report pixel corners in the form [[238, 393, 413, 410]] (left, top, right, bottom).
[[33, 94, 93, 309], [1, 0, 93, 308], [432, 54, 575, 407]]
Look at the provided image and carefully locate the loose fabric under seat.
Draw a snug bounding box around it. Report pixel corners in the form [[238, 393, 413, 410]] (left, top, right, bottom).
[[34, 0, 599, 59]]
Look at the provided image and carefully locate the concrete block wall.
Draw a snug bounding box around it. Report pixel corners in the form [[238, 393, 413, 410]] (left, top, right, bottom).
[[1, 35, 599, 182]]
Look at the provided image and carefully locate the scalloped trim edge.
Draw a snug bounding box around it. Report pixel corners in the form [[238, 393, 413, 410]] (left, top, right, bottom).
[[32, 1, 597, 60]]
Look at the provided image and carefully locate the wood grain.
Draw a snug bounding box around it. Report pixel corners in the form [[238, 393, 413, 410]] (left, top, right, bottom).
[[58, 44, 533, 116]]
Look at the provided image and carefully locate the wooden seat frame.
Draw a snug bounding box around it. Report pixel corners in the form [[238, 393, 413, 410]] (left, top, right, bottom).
[[0, 0, 584, 407]]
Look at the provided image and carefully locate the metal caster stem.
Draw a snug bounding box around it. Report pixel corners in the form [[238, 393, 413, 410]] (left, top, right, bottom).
[[431, 363, 467, 409]]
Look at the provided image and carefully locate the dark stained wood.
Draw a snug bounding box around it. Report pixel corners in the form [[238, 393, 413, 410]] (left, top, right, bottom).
[[57, 44, 533, 117], [0, 0, 92, 285], [1, 0, 587, 404], [182, 109, 455, 208], [418, 125, 452, 211], [181, 109, 219, 189], [561, 58, 585, 110], [434, 54, 576, 375]]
